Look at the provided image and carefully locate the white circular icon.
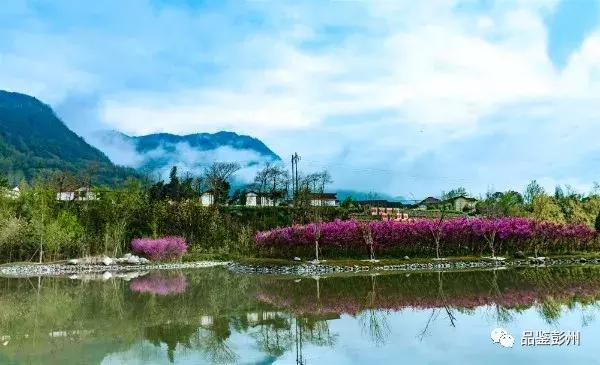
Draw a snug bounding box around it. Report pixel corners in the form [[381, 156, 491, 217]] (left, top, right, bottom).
[[499, 334, 515, 348], [491, 328, 507, 343]]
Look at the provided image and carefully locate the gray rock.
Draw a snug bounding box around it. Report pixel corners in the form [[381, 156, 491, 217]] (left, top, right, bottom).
[[67, 259, 79, 265], [102, 257, 114, 266], [514, 251, 526, 259], [126, 256, 140, 264]]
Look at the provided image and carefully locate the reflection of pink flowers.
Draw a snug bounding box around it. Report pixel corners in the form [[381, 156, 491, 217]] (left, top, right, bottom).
[[131, 236, 188, 261], [255, 273, 600, 316], [129, 272, 187, 296]]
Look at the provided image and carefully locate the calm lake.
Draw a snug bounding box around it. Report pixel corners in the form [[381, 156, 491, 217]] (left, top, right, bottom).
[[1, 266, 600, 364]]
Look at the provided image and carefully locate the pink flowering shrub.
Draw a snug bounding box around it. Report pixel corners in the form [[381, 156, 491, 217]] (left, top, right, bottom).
[[129, 272, 187, 296], [255, 218, 597, 258], [131, 236, 188, 261]]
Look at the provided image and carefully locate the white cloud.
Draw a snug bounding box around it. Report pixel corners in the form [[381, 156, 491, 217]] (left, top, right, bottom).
[[2, 0, 600, 196]]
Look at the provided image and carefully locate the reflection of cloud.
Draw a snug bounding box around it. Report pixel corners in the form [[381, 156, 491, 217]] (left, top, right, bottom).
[[129, 272, 187, 296]]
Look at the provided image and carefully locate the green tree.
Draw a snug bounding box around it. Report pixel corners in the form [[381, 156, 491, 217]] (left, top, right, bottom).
[[532, 195, 565, 223], [0, 174, 9, 189], [596, 212, 600, 233], [524, 180, 544, 205], [441, 187, 468, 200]]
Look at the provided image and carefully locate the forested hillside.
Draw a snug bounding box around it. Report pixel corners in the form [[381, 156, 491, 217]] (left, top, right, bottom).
[[0, 90, 135, 185]]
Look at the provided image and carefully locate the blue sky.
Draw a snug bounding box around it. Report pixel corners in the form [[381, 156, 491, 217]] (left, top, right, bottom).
[[1, 0, 600, 197]]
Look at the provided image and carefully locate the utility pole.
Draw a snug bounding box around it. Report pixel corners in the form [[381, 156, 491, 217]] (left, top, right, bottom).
[[291, 152, 300, 200]]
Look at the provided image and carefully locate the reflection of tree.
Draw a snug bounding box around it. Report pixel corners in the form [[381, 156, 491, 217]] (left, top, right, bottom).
[[190, 317, 238, 364], [295, 316, 305, 365], [145, 323, 196, 363], [521, 267, 565, 324], [249, 310, 337, 363], [487, 268, 513, 324], [417, 271, 456, 341], [253, 312, 292, 358], [359, 274, 390, 346], [538, 298, 562, 324]]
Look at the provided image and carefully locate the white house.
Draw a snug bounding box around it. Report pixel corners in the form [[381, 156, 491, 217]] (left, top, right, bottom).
[[56, 187, 98, 201], [200, 191, 215, 206], [56, 191, 75, 201], [310, 193, 338, 207], [445, 195, 478, 212], [245, 191, 278, 207], [75, 187, 98, 201], [6, 186, 20, 199]]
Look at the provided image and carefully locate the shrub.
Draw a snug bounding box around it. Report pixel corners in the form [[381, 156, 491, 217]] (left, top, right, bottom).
[[596, 212, 600, 233], [254, 218, 598, 258], [131, 236, 188, 261]]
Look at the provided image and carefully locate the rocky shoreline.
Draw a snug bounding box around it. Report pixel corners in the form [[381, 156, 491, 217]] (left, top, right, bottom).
[[2, 256, 599, 278], [0, 260, 227, 278], [226, 256, 600, 275]]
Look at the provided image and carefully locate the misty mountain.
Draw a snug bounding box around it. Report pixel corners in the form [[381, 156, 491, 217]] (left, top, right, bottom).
[[335, 189, 409, 203], [95, 130, 281, 178], [0, 90, 136, 185]]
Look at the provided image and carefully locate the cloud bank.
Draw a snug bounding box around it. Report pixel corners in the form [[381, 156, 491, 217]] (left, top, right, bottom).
[[2, 0, 600, 197]]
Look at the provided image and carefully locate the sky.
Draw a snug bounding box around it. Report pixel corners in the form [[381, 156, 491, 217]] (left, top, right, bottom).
[[1, 0, 600, 198]]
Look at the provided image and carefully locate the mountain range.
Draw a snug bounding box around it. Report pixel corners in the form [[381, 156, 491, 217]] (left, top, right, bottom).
[[95, 130, 280, 177], [0, 90, 280, 185], [0, 89, 402, 200]]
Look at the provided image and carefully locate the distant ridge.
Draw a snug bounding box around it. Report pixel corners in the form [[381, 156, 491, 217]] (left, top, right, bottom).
[[97, 130, 281, 176], [0, 90, 136, 185]]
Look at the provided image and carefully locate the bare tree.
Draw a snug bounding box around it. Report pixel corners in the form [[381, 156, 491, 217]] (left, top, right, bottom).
[[251, 162, 290, 201], [203, 162, 241, 204], [429, 207, 447, 260], [360, 221, 376, 261]]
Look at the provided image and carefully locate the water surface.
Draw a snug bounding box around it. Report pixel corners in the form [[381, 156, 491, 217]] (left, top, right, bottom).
[[1, 266, 599, 364]]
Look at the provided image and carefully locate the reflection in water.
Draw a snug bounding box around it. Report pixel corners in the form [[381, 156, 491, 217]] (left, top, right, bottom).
[[129, 271, 187, 296], [1, 266, 600, 364]]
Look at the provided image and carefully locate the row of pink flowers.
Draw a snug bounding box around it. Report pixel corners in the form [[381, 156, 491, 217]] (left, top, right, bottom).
[[255, 217, 597, 256], [131, 236, 188, 261]]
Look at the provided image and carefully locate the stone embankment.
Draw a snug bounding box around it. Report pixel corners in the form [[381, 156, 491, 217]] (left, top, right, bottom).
[[0, 254, 227, 278], [226, 256, 600, 275]]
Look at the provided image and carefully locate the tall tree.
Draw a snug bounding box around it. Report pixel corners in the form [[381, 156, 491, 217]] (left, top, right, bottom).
[[441, 187, 468, 200], [524, 180, 544, 205], [203, 162, 240, 204]]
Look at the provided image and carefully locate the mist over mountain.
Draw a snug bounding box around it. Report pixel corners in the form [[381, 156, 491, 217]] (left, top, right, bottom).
[[335, 189, 409, 203], [93, 130, 281, 180]]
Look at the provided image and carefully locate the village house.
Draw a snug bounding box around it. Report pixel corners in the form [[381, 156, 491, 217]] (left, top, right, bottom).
[[310, 193, 338, 206], [5, 186, 20, 199], [200, 191, 215, 207], [445, 195, 478, 212], [56, 187, 98, 201], [245, 191, 280, 207]]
